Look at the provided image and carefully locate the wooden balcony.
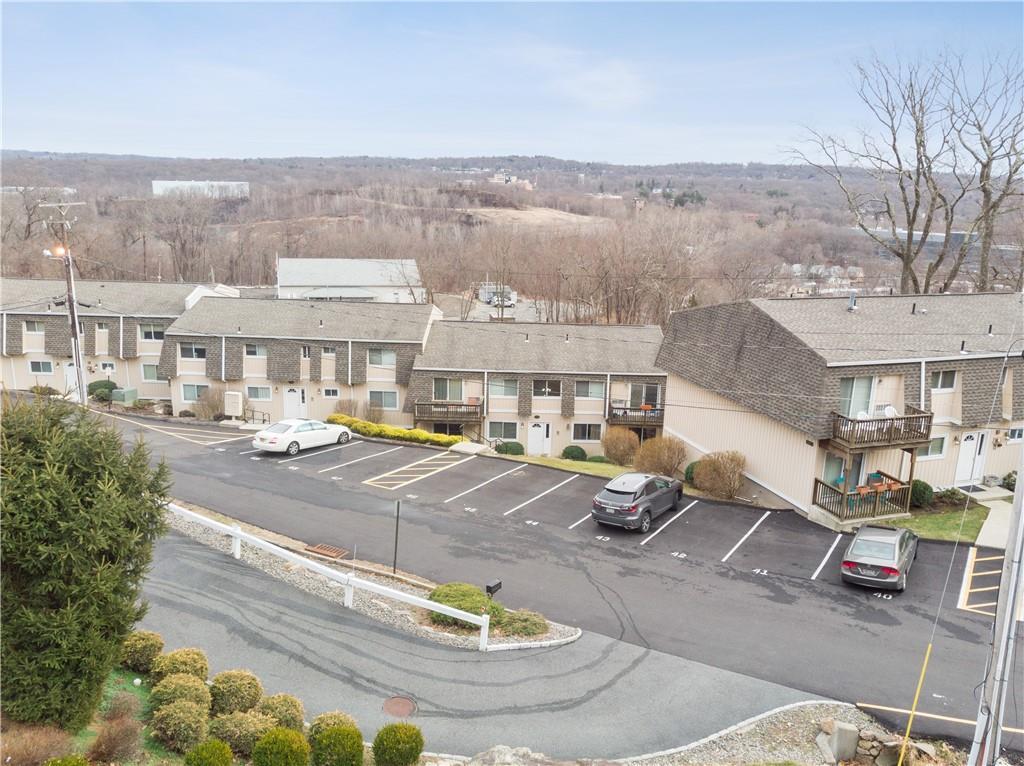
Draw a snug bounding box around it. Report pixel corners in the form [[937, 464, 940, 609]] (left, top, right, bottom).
[[607, 405, 665, 427], [812, 471, 911, 521], [413, 401, 483, 421], [830, 404, 932, 451]]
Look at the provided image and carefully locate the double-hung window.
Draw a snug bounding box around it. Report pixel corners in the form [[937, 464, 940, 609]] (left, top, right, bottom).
[[930, 370, 956, 391], [142, 364, 160, 381], [369, 391, 398, 410], [323, 387, 340, 398], [29, 360, 53, 374], [1008, 428, 1023, 442], [100, 362, 116, 372], [572, 423, 602, 441], [140, 324, 164, 341], [245, 344, 267, 357], [182, 383, 209, 402], [487, 421, 517, 439], [369, 348, 396, 367], [301, 345, 311, 359], [488, 378, 518, 397], [575, 380, 605, 399], [433, 378, 463, 401], [179, 342, 206, 359], [915, 436, 946, 459], [24, 320, 44, 334], [246, 386, 272, 401], [533, 379, 561, 397], [322, 346, 336, 356]]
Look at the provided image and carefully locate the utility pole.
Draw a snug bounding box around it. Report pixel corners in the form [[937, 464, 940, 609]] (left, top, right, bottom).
[[40, 200, 87, 404], [967, 364, 1024, 765]]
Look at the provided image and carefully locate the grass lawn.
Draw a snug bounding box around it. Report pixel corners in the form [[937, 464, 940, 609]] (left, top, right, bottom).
[[501, 453, 626, 479], [900, 504, 989, 543]]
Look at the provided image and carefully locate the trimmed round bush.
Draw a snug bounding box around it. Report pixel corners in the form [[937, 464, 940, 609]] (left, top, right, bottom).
[[44, 758, 89, 766], [184, 739, 234, 766], [151, 700, 209, 754], [311, 724, 363, 766], [500, 610, 548, 637], [561, 445, 587, 461], [93, 388, 113, 403], [684, 461, 700, 484], [428, 582, 505, 628], [209, 711, 277, 758], [586, 455, 612, 463], [252, 728, 310, 766], [210, 670, 263, 715], [372, 723, 424, 766], [150, 673, 212, 715], [495, 441, 524, 455], [308, 712, 358, 742], [88, 379, 118, 396], [151, 648, 209, 683], [910, 479, 934, 508], [256, 693, 305, 731], [122, 630, 164, 673]]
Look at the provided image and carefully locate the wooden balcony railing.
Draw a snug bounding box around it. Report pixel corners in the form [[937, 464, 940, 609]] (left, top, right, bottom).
[[830, 404, 932, 450], [812, 471, 911, 521], [413, 401, 483, 421], [607, 405, 665, 427]]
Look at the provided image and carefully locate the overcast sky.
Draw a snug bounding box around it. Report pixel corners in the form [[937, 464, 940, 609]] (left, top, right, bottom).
[[3, 2, 1021, 164]]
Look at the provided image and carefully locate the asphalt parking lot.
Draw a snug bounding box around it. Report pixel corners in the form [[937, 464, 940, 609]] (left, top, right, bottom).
[[102, 412, 1022, 750]]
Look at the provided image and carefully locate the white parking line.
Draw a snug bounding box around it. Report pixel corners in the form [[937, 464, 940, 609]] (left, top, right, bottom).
[[444, 464, 525, 504], [720, 511, 771, 563], [503, 474, 579, 516], [277, 441, 360, 464], [811, 534, 844, 580], [239, 448, 262, 455], [640, 500, 698, 545], [317, 446, 402, 473], [568, 513, 592, 530]]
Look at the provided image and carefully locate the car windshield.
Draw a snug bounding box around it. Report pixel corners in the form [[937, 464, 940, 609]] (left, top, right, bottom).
[[266, 423, 292, 434], [850, 539, 895, 559]]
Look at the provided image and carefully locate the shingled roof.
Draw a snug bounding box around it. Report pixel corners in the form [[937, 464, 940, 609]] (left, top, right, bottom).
[[0, 278, 206, 317], [164, 297, 437, 342], [415, 321, 664, 373]]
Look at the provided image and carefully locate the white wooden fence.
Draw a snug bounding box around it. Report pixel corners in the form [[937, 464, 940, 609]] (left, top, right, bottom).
[[166, 503, 491, 650]]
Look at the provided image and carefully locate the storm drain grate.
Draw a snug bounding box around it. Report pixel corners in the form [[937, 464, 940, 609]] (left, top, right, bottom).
[[383, 695, 417, 718], [305, 543, 347, 560]]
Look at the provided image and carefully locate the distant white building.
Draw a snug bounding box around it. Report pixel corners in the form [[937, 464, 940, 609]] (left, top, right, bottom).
[[276, 258, 425, 303], [152, 180, 250, 200], [487, 172, 534, 191]]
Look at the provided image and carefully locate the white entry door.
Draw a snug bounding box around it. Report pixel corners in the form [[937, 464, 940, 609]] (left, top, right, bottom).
[[63, 362, 81, 403], [283, 387, 307, 419], [954, 431, 988, 486], [527, 421, 551, 456]]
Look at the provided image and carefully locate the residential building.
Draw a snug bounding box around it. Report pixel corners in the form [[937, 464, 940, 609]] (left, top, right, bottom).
[[276, 258, 426, 304], [656, 293, 1024, 527], [406, 322, 666, 455], [0, 278, 237, 401], [158, 298, 440, 422], [152, 180, 250, 199]]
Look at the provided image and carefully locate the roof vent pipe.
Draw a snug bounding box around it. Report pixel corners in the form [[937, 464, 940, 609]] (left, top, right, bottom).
[[987, 324, 993, 336], [237, 326, 242, 334], [565, 334, 569, 343], [960, 340, 968, 355], [847, 292, 857, 311], [524, 333, 529, 343], [911, 302, 916, 315], [319, 319, 323, 328]]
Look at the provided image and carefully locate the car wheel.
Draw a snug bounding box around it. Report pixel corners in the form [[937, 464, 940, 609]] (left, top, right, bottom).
[[672, 491, 682, 511], [638, 512, 652, 534], [337, 431, 351, 444], [286, 441, 300, 456]]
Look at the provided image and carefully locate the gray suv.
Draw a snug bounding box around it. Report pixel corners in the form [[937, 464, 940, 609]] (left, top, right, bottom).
[[841, 525, 919, 591], [591, 472, 683, 533]]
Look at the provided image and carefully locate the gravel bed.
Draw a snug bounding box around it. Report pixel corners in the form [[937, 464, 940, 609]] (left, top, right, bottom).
[[618, 702, 879, 765], [165, 511, 578, 650]]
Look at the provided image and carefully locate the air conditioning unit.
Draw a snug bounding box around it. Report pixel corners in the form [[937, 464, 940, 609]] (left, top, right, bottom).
[[224, 391, 243, 418]]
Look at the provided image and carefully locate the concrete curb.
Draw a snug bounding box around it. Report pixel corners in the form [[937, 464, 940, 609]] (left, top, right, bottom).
[[610, 699, 852, 762], [484, 627, 584, 652]]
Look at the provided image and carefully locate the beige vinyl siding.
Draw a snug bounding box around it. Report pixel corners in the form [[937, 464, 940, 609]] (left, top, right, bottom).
[[871, 374, 905, 414], [664, 373, 818, 510], [987, 425, 1022, 478]]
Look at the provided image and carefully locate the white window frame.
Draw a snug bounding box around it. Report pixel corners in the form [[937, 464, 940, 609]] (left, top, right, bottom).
[[488, 378, 518, 397], [246, 386, 272, 401], [323, 387, 340, 399], [930, 370, 956, 391], [368, 348, 397, 367], [572, 423, 603, 442], [322, 346, 336, 356], [1008, 428, 1023, 442], [142, 364, 160, 382], [29, 360, 53, 374], [487, 421, 517, 440], [96, 322, 110, 332], [244, 343, 267, 357], [140, 324, 164, 341], [100, 361, 116, 372], [575, 380, 605, 399], [301, 345, 311, 359], [179, 342, 206, 360], [433, 377, 463, 402], [533, 379, 561, 398], [24, 320, 44, 334], [369, 390, 398, 410], [915, 436, 946, 460], [181, 383, 210, 403]]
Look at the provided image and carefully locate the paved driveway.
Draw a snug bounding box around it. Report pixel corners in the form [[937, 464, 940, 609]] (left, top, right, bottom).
[[143, 533, 822, 758], [105, 413, 1022, 750]]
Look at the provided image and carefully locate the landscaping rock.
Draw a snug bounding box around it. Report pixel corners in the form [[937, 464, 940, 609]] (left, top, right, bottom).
[[820, 717, 836, 736]]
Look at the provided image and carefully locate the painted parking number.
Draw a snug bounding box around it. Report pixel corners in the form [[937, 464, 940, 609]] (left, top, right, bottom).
[[671, 551, 687, 559], [525, 520, 539, 526], [595, 535, 610, 542], [751, 568, 768, 576], [873, 592, 893, 600]]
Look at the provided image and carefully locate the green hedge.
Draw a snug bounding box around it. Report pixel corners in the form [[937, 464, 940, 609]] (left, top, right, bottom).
[[210, 670, 263, 715], [184, 739, 234, 766], [372, 723, 424, 766], [252, 728, 310, 766], [561, 445, 587, 461], [151, 700, 209, 753], [500, 610, 548, 637], [910, 479, 934, 508], [325, 414, 463, 448], [151, 648, 209, 683], [495, 441, 524, 455], [121, 630, 164, 673], [428, 582, 504, 628], [309, 712, 358, 742], [208, 711, 276, 758], [256, 694, 305, 731], [684, 461, 700, 484], [311, 724, 364, 766], [586, 455, 612, 463], [149, 673, 212, 716], [88, 380, 118, 395]]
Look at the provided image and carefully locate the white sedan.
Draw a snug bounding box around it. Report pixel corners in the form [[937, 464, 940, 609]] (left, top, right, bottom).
[[252, 418, 352, 455]]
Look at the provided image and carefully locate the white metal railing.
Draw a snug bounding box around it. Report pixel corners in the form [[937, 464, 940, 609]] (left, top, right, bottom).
[[165, 503, 491, 650]]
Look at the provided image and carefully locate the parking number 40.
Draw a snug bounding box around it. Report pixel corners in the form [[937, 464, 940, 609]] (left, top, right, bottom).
[[873, 592, 893, 600]]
